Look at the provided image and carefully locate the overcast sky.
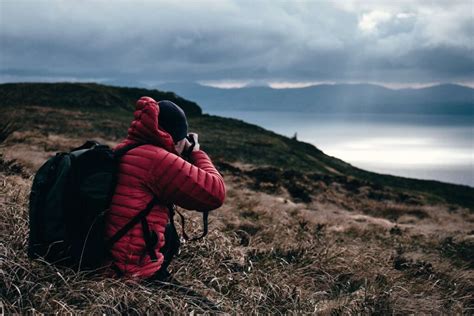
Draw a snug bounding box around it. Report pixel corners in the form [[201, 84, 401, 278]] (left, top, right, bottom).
[[0, 0, 473, 88]]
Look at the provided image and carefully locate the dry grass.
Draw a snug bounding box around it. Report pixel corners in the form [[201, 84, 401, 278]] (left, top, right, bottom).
[[2, 167, 473, 314], [1, 114, 473, 314]]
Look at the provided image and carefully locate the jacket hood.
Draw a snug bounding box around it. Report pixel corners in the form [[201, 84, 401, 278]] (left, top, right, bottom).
[[125, 96, 177, 154]]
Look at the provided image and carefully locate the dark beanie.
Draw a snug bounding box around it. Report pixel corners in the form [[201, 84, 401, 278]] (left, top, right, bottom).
[[158, 100, 188, 143]]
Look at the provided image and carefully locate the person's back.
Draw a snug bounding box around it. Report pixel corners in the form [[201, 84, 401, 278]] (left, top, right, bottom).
[[106, 96, 226, 279]]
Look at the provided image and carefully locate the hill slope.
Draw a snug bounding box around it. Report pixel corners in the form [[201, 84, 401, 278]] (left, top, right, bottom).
[[0, 82, 473, 209], [0, 82, 202, 116], [1, 82, 473, 314]]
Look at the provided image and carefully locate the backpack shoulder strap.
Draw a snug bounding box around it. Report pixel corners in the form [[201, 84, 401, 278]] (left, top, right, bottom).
[[105, 196, 159, 249], [113, 142, 145, 158]]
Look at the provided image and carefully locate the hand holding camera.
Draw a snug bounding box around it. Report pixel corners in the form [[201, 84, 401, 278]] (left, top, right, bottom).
[[184, 133, 200, 156]]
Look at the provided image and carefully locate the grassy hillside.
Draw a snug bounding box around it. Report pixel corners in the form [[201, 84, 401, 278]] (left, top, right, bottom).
[[190, 115, 474, 209], [0, 82, 472, 209], [0, 82, 202, 116], [1, 83, 473, 314]]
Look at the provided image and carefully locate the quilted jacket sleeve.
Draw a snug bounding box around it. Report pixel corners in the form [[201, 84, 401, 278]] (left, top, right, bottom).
[[146, 149, 226, 211]]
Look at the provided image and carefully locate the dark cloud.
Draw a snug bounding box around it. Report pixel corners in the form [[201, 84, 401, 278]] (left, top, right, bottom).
[[0, 0, 472, 85]]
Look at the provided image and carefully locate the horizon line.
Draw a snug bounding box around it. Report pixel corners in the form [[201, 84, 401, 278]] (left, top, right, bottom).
[[1, 78, 474, 91], [197, 80, 474, 90]]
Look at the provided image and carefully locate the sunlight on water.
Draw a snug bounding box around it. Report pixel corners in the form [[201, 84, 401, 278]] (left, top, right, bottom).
[[321, 137, 472, 166]]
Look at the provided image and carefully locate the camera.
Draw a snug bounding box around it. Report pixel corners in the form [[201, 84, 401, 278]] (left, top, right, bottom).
[[183, 134, 196, 159], [186, 134, 195, 146]]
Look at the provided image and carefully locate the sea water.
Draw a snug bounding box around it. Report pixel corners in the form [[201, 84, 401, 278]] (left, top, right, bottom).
[[209, 111, 473, 187]]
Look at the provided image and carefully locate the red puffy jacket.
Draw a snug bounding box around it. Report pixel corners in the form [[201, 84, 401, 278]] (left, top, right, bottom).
[[105, 96, 226, 278]]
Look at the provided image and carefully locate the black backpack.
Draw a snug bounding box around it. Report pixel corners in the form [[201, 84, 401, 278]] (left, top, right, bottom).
[[28, 140, 159, 271], [28, 140, 209, 272]]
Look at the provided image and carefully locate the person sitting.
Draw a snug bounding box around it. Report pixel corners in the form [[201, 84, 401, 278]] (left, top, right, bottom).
[[105, 96, 226, 280]]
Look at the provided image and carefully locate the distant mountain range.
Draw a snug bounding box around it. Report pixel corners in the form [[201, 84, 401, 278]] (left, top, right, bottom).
[[158, 82, 474, 115]]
